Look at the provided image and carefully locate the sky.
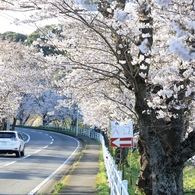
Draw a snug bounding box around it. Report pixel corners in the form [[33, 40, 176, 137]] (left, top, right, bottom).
[[0, 10, 59, 35]]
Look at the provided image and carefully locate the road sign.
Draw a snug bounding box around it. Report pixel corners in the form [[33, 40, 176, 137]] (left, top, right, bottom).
[[110, 121, 133, 147], [111, 137, 133, 147], [56, 87, 63, 94]]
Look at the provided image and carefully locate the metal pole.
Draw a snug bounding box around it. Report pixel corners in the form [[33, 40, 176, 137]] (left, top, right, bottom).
[[130, 147, 133, 186], [76, 105, 78, 136]]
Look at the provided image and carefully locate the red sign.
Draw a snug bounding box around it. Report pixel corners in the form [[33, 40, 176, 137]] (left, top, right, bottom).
[[110, 121, 133, 147], [111, 137, 133, 147], [56, 87, 63, 94]]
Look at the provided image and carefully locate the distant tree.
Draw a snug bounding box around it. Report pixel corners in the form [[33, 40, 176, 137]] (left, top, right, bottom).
[[30, 89, 65, 126], [26, 31, 40, 44], [0, 31, 27, 42]]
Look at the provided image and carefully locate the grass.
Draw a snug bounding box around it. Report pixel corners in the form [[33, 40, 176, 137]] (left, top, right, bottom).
[[16, 124, 75, 133], [95, 149, 110, 195], [124, 150, 140, 194], [183, 162, 195, 195], [52, 182, 65, 195], [94, 148, 140, 195]]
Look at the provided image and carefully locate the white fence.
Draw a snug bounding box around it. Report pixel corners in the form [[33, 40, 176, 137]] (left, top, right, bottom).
[[100, 133, 129, 195]]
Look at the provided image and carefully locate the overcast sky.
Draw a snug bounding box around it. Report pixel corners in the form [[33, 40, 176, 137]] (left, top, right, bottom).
[[0, 10, 59, 35]]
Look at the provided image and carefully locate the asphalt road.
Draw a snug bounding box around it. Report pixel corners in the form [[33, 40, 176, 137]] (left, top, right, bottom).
[[0, 127, 80, 195]]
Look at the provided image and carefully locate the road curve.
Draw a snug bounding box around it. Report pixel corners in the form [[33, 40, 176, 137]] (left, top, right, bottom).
[[0, 127, 80, 195]]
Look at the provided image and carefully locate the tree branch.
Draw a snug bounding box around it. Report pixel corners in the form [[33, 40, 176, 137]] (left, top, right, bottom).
[[171, 130, 195, 166]]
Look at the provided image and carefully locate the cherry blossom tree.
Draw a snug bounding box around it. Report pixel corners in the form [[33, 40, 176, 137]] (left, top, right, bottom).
[[0, 0, 194, 194], [54, 101, 83, 129], [14, 94, 35, 126], [29, 89, 65, 126], [0, 39, 52, 129]]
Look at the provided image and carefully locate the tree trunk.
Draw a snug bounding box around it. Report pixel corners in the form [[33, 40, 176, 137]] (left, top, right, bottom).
[[0, 118, 7, 130], [135, 135, 184, 195], [19, 118, 23, 125], [23, 114, 30, 125], [133, 75, 186, 195], [42, 114, 47, 127], [12, 117, 17, 131], [135, 137, 152, 195]]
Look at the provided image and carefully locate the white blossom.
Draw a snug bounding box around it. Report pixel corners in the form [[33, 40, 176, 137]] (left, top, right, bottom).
[[139, 39, 149, 54]]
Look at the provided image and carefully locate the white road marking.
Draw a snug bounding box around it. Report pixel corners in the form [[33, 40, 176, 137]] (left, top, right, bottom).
[[34, 150, 42, 154], [44, 145, 48, 148], [4, 161, 16, 167], [23, 155, 31, 159], [28, 136, 80, 195], [50, 142, 53, 145]]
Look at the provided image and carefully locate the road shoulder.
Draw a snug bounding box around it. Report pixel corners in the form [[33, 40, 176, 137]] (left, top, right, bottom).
[[56, 136, 100, 195]]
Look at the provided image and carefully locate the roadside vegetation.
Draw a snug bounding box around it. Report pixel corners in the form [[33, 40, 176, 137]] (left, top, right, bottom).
[[183, 162, 195, 195], [95, 150, 110, 195], [95, 147, 195, 195]]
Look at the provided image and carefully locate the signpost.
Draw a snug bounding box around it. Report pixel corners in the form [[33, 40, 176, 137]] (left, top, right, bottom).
[[56, 87, 63, 94], [110, 121, 133, 147], [110, 121, 134, 180]]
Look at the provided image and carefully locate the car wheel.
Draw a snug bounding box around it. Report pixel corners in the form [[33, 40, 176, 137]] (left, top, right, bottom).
[[16, 148, 21, 158], [21, 147, 25, 156]]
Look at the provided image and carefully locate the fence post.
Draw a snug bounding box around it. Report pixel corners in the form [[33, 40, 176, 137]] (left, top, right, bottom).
[[114, 165, 118, 183], [88, 129, 90, 137], [117, 171, 122, 194], [122, 180, 128, 195]]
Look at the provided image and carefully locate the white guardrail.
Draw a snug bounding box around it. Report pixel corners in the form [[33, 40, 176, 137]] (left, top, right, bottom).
[[78, 128, 129, 195]]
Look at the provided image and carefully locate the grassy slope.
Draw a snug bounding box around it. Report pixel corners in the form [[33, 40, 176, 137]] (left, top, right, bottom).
[[183, 164, 195, 195], [95, 150, 110, 195], [95, 147, 195, 195]]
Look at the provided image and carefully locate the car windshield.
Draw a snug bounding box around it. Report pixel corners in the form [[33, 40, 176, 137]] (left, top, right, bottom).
[[0, 133, 16, 139]]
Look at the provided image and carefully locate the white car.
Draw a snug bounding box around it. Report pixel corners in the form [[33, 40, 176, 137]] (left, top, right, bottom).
[[0, 131, 25, 157]]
